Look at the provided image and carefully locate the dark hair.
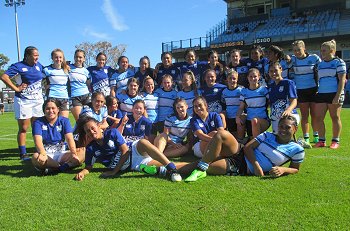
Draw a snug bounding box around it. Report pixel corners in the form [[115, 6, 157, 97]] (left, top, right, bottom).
[[279, 115, 298, 127], [96, 52, 107, 61], [161, 52, 172, 60], [173, 98, 187, 117], [118, 55, 128, 65], [184, 49, 196, 59], [42, 98, 59, 112], [23, 46, 38, 62], [250, 45, 264, 59], [207, 50, 218, 58], [75, 115, 99, 147], [91, 91, 105, 102], [139, 56, 151, 68], [247, 68, 260, 77], [230, 49, 241, 55], [269, 45, 284, 61], [268, 61, 282, 71], [106, 96, 117, 107], [192, 96, 208, 115]]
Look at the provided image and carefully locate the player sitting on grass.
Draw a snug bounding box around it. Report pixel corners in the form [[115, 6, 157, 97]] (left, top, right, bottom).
[[74, 116, 182, 182], [182, 115, 304, 181], [31, 99, 84, 175]]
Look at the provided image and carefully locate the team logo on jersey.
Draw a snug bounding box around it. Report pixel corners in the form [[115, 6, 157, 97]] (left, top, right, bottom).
[[140, 125, 145, 131], [22, 68, 28, 72], [258, 64, 262, 68], [42, 125, 48, 130], [35, 66, 40, 71], [198, 122, 204, 128], [126, 124, 132, 128], [104, 69, 108, 74], [159, 70, 163, 74], [171, 70, 175, 74], [279, 86, 284, 92], [56, 125, 62, 132], [247, 63, 251, 67], [214, 88, 218, 93], [210, 121, 215, 127], [107, 140, 115, 148], [95, 150, 101, 156]]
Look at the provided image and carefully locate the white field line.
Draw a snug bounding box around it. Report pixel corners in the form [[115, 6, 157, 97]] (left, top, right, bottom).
[[0, 132, 31, 137]]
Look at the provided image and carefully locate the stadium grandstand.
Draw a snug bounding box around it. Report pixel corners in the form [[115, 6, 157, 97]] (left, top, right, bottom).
[[161, 0, 350, 63]]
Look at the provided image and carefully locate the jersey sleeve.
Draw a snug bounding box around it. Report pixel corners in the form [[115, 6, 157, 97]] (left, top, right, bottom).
[[336, 59, 346, 74], [5, 63, 20, 77], [288, 80, 297, 99], [32, 119, 43, 136], [255, 131, 269, 144], [213, 112, 223, 128], [290, 145, 305, 163], [62, 117, 73, 134], [191, 117, 201, 132]]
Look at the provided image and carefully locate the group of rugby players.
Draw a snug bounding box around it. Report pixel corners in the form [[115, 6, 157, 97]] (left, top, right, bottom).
[[0, 38, 345, 181]]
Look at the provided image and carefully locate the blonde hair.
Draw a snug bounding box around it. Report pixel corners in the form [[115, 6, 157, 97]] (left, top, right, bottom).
[[321, 39, 336, 52], [292, 40, 305, 48], [141, 76, 154, 93], [226, 68, 238, 78], [51, 48, 70, 74]]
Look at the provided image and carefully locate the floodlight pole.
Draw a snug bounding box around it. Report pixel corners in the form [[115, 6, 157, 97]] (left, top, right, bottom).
[[14, 2, 21, 61], [5, 0, 25, 62]]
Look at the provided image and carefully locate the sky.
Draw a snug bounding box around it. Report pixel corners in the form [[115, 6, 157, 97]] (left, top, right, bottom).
[[0, 0, 226, 69]]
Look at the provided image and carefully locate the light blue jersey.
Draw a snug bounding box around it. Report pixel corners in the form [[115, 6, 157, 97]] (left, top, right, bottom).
[[154, 88, 177, 122], [245, 132, 305, 173], [142, 92, 159, 122], [221, 86, 243, 119], [317, 58, 346, 93], [69, 64, 90, 97], [164, 114, 192, 144], [80, 105, 108, 122], [5, 61, 44, 100], [290, 54, 321, 89], [240, 86, 269, 120], [110, 68, 137, 93], [116, 93, 143, 116], [176, 90, 199, 116], [43, 65, 69, 99]]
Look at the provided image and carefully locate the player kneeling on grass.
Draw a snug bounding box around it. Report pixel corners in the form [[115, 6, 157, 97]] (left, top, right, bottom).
[[32, 99, 84, 175], [182, 115, 304, 181], [74, 116, 181, 182]]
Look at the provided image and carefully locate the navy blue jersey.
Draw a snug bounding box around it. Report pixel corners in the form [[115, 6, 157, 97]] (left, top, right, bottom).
[[175, 61, 208, 88], [268, 79, 297, 121], [134, 68, 154, 89], [226, 62, 249, 88], [87, 66, 114, 95], [85, 128, 127, 168], [200, 83, 226, 113], [32, 116, 73, 145], [191, 112, 223, 142], [107, 109, 123, 126], [122, 115, 152, 144], [156, 65, 181, 87], [5, 61, 44, 100]]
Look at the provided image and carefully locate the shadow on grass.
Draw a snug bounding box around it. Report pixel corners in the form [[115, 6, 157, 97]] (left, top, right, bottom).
[[0, 147, 36, 160], [0, 160, 36, 178]]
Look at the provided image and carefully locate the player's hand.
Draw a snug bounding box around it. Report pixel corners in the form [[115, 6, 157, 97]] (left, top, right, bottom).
[[75, 171, 85, 181], [17, 83, 28, 92], [269, 166, 284, 178]]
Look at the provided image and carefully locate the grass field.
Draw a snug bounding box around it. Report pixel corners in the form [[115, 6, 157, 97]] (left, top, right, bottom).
[[0, 111, 349, 230]]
